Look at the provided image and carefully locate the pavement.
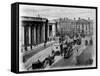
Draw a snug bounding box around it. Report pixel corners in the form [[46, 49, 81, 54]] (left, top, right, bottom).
[[23, 41, 55, 63], [24, 41, 56, 70]]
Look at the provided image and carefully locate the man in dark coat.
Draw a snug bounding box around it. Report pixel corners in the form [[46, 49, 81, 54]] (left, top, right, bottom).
[[44, 40, 47, 47], [60, 43, 63, 56]]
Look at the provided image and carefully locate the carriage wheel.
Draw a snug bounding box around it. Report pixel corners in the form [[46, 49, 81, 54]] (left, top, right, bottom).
[[43, 60, 49, 68]]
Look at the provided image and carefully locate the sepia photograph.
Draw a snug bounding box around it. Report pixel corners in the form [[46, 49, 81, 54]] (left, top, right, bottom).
[[18, 3, 97, 72]]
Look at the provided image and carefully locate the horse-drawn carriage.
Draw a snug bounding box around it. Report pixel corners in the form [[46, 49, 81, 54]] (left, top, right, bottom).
[[62, 37, 81, 58], [32, 53, 55, 69]]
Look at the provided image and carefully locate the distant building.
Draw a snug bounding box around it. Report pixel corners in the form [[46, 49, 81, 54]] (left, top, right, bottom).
[[55, 17, 93, 36]]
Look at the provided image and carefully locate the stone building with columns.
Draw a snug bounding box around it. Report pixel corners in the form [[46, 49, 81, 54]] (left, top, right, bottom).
[[73, 18, 93, 36], [21, 16, 48, 51], [55, 17, 93, 37], [48, 20, 57, 41], [20, 16, 57, 52], [20, 16, 93, 52]]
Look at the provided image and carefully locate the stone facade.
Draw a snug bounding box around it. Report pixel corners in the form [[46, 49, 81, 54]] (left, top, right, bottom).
[[21, 16, 48, 51], [48, 20, 57, 40], [55, 17, 93, 36]]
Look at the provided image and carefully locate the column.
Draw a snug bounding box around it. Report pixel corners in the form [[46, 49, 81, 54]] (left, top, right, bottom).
[[31, 25, 34, 48], [48, 24, 49, 39], [74, 22, 76, 33], [45, 20, 48, 41], [37, 24, 40, 44], [41, 24, 43, 43], [82, 23, 84, 33], [34, 24, 36, 45], [40, 24, 42, 43], [84, 23, 87, 35], [31, 26, 34, 45], [78, 23, 80, 33], [52, 24, 56, 37], [28, 25, 32, 50], [86, 24, 87, 35], [43, 23, 45, 42], [36, 24, 39, 44], [75, 22, 76, 33], [90, 22, 93, 35], [75, 22, 77, 33], [24, 26, 26, 51], [21, 23, 24, 52], [55, 22, 57, 36], [24, 25, 29, 51], [88, 22, 90, 35], [36, 24, 38, 44], [52, 24, 54, 37]]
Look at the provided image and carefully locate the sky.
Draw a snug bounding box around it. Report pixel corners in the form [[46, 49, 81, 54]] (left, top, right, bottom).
[[19, 5, 96, 20]]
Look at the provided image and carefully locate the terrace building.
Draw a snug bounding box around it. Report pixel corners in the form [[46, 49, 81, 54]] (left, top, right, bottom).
[[55, 17, 93, 36]]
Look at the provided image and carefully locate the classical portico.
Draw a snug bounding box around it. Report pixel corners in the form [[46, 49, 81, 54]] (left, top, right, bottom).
[[21, 16, 48, 51], [48, 20, 57, 41]]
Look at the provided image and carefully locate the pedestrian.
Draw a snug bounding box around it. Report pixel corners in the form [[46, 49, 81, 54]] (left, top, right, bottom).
[[77, 49, 78, 52], [44, 40, 47, 47], [60, 43, 63, 56]]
